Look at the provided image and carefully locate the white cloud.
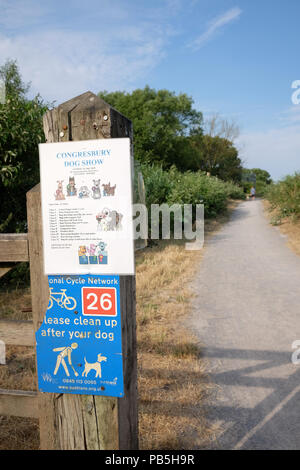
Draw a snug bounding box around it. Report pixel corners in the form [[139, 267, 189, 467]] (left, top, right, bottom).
[[0, 0, 205, 103], [188, 7, 242, 50], [0, 0, 176, 103], [278, 106, 300, 125], [0, 26, 167, 103], [238, 125, 300, 181]]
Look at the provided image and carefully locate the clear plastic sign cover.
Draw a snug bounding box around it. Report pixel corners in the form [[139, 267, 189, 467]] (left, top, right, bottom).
[[39, 138, 134, 275]]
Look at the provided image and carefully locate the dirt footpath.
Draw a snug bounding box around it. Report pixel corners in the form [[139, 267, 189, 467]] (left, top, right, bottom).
[[191, 199, 300, 450]]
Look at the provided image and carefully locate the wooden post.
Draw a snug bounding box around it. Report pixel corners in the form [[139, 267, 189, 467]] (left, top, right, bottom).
[[27, 91, 138, 450]]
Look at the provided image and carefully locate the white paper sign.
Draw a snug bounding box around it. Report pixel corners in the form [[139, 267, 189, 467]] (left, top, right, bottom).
[[39, 138, 134, 275]]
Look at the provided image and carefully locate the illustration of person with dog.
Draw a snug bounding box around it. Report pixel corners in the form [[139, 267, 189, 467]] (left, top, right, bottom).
[[53, 343, 79, 377]]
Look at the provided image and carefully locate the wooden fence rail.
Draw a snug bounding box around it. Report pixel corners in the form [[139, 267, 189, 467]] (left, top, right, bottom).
[[0, 389, 38, 419], [0, 234, 37, 419], [0, 320, 34, 347], [0, 234, 29, 262]]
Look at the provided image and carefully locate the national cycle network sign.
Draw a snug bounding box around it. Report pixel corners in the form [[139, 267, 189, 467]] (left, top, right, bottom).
[[35, 274, 124, 397]]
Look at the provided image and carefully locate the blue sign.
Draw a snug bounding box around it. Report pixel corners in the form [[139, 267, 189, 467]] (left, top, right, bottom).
[[36, 274, 124, 397]]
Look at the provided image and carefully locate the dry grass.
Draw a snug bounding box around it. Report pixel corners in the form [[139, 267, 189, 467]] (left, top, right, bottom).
[[0, 416, 39, 450], [264, 200, 300, 257], [136, 240, 212, 449], [0, 287, 32, 320], [0, 346, 36, 392]]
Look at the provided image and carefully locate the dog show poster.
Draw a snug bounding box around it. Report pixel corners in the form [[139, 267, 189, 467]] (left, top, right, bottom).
[[39, 138, 134, 275], [35, 274, 124, 397]]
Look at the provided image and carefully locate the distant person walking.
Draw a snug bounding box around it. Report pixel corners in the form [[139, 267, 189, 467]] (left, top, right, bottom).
[[250, 186, 256, 200]]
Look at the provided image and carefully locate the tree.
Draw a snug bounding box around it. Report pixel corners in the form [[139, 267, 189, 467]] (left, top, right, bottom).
[[98, 87, 244, 179], [98, 86, 203, 169], [247, 168, 272, 185], [190, 134, 243, 182], [0, 60, 48, 231], [204, 113, 240, 142]]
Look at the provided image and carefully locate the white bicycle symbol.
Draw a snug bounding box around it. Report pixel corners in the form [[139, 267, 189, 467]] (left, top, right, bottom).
[[48, 288, 77, 310]]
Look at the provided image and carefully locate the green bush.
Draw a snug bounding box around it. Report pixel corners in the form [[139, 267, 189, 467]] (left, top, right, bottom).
[[266, 173, 300, 222], [141, 163, 245, 220], [0, 60, 48, 232], [138, 164, 173, 207], [167, 172, 226, 218], [222, 180, 246, 200]]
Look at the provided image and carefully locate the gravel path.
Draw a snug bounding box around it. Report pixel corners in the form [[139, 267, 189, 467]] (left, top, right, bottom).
[[191, 199, 300, 450]]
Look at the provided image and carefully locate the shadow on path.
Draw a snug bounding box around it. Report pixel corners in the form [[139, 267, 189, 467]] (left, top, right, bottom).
[[201, 346, 300, 449]]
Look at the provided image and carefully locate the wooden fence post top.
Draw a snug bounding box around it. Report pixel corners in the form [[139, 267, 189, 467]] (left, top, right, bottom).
[[44, 91, 130, 143], [56, 90, 107, 112]]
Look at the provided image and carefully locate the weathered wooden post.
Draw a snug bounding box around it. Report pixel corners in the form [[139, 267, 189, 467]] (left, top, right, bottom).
[[26, 91, 138, 450]]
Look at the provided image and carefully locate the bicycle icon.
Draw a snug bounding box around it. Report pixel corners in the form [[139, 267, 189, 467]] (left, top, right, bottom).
[[48, 288, 77, 310]]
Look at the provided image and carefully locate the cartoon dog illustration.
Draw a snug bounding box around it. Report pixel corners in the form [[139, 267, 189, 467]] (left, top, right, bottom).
[[95, 240, 108, 264], [78, 186, 90, 198], [95, 240, 107, 255], [67, 176, 77, 196], [82, 353, 107, 378], [86, 243, 98, 264], [78, 245, 88, 264], [92, 179, 101, 199], [78, 246, 87, 256], [96, 208, 123, 231], [55, 180, 65, 200], [87, 244, 97, 256], [102, 182, 116, 196]]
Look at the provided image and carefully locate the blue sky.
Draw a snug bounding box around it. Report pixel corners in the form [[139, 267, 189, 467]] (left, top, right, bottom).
[[0, 0, 299, 180]]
